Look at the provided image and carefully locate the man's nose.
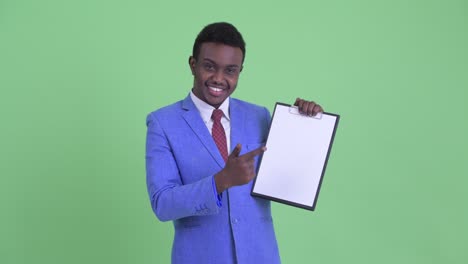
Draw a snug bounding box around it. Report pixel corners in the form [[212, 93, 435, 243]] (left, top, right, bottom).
[[211, 70, 224, 83]]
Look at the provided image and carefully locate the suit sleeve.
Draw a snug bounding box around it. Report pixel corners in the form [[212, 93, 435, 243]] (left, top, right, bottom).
[[145, 113, 220, 222]]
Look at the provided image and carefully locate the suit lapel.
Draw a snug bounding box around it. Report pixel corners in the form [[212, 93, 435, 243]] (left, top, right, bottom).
[[181, 95, 226, 168]]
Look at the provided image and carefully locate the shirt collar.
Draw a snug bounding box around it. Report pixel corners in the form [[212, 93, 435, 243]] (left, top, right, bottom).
[[190, 90, 230, 123]]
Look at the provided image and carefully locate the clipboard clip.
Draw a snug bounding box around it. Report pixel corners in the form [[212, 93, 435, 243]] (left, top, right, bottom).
[[289, 106, 323, 119]]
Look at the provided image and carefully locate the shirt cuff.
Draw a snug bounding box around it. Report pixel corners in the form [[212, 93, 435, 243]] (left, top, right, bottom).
[[211, 176, 223, 207]]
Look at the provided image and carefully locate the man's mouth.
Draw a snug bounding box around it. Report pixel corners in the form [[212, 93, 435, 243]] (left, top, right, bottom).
[[207, 85, 228, 97], [209, 86, 225, 92]]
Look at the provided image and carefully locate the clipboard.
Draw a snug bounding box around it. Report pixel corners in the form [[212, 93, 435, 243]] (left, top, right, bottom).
[[251, 102, 340, 211]]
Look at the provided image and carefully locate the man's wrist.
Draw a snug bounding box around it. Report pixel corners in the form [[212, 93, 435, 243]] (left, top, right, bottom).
[[214, 170, 230, 193]]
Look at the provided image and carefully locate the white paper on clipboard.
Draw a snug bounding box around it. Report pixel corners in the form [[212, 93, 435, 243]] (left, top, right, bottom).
[[251, 103, 339, 210]]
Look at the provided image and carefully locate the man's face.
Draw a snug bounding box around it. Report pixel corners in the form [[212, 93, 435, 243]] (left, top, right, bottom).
[[189, 42, 243, 108]]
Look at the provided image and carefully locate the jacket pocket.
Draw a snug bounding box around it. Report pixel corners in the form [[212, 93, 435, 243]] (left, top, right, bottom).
[[245, 142, 265, 151]]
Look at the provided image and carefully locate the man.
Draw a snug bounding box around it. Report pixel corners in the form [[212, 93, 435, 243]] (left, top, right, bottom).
[[146, 22, 322, 264]]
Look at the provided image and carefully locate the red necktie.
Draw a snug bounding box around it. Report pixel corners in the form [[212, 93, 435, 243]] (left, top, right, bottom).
[[211, 109, 228, 162]]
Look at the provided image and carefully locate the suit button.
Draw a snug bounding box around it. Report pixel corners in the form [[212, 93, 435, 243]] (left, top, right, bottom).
[[232, 218, 238, 224]]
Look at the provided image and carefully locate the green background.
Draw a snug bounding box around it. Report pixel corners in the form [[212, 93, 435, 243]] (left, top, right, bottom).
[[1, 0, 467, 263]]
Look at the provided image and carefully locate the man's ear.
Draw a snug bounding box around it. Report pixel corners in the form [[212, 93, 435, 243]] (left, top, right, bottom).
[[240, 65, 244, 73], [188, 56, 196, 75]]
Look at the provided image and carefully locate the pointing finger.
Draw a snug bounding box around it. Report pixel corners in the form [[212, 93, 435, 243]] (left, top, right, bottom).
[[241, 146, 266, 160]]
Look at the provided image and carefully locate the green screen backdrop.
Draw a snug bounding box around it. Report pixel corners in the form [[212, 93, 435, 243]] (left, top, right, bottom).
[[1, 0, 467, 263]]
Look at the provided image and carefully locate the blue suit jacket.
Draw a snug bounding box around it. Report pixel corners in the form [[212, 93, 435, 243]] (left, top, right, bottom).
[[146, 95, 281, 263]]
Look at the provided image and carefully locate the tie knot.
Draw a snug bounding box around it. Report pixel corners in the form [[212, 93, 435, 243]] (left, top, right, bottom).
[[212, 109, 224, 122]]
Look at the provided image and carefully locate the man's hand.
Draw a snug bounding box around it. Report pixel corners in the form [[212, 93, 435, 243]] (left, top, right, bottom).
[[214, 144, 266, 193], [294, 98, 323, 116]]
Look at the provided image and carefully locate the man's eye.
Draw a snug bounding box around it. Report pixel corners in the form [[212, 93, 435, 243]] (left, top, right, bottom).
[[203, 64, 215, 71], [225, 68, 237, 75]]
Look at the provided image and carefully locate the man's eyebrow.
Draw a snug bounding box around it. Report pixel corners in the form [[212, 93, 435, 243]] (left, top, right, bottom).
[[202, 58, 240, 68]]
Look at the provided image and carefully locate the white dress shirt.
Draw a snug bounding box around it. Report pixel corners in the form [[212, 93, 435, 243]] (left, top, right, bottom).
[[190, 91, 231, 152]]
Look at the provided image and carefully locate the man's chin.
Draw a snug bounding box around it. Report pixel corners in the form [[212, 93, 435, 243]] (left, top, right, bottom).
[[206, 96, 227, 108]]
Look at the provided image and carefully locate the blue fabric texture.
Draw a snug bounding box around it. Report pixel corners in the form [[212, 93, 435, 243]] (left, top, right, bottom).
[[146, 94, 281, 264]]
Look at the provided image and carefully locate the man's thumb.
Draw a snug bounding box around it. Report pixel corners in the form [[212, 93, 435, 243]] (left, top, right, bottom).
[[229, 143, 242, 158]]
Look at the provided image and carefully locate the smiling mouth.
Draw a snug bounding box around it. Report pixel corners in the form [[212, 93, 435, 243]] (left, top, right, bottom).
[[208, 86, 225, 92]]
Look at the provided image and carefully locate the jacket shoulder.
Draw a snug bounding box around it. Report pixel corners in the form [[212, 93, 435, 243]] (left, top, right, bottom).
[[146, 100, 184, 124], [230, 98, 269, 114]]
